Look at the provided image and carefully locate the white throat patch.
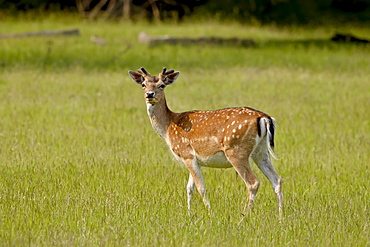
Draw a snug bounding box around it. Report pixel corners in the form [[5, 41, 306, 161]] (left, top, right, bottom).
[[146, 103, 155, 116]]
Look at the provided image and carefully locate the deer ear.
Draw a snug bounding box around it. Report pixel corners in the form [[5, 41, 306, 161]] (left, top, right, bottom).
[[164, 72, 180, 85], [128, 71, 144, 84]]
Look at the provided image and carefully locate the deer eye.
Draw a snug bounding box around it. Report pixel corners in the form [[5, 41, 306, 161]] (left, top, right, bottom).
[[158, 84, 166, 89], [141, 83, 146, 88]]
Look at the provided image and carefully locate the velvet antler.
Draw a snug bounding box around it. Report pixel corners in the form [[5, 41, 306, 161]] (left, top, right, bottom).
[[160, 67, 175, 79], [138, 67, 150, 76]]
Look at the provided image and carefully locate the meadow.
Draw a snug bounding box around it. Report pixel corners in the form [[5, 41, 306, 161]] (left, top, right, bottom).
[[0, 14, 369, 246]]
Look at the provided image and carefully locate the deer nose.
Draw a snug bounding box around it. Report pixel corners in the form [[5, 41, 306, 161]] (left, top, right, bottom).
[[146, 92, 155, 98]]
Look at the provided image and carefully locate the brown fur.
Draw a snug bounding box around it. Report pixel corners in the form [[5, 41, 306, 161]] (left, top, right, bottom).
[[128, 67, 283, 216]]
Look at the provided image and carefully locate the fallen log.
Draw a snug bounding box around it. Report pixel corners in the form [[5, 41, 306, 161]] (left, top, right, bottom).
[[0, 29, 80, 39], [138, 32, 255, 47], [331, 33, 369, 44]]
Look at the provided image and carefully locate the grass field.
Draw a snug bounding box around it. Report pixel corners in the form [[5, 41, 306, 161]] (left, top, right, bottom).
[[0, 14, 369, 246]]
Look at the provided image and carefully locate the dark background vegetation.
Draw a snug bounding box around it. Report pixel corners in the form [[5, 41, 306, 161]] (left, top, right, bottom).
[[0, 0, 369, 24]]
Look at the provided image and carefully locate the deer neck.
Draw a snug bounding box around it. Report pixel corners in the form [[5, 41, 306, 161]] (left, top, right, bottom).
[[146, 98, 173, 139]]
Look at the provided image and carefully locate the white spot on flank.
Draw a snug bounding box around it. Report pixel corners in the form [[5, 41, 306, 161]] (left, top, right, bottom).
[[232, 129, 236, 133], [231, 121, 235, 125], [238, 124, 242, 129]]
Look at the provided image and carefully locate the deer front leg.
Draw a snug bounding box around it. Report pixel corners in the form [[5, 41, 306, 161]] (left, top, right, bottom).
[[186, 174, 195, 214], [183, 157, 211, 211]]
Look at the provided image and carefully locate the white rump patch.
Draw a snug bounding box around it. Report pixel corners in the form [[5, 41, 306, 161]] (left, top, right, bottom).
[[255, 117, 277, 160]]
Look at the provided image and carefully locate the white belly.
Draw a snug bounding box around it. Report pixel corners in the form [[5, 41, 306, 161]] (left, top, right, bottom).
[[196, 151, 232, 168]]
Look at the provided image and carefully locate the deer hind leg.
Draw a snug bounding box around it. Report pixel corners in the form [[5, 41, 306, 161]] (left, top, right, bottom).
[[183, 157, 211, 212], [224, 148, 260, 214], [252, 141, 283, 216]]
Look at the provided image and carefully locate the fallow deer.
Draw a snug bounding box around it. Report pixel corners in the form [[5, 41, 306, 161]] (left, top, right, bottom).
[[128, 67, 283, 216]]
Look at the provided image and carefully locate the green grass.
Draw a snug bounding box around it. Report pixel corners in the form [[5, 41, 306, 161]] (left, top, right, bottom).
[[0, 14, 369, 246]]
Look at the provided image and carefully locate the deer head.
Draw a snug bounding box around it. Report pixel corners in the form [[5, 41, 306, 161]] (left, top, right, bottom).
[[128, 67, 180, 105]]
